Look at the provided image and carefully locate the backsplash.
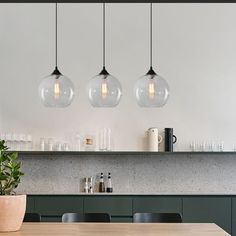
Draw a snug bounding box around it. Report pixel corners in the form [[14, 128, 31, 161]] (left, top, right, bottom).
[[17, 152, 236, 194]]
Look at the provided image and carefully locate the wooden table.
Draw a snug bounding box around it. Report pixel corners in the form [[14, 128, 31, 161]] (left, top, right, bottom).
[[0, 223, 230, 236]]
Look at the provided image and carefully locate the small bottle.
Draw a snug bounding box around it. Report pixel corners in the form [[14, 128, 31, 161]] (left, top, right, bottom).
[[84, 177, 89, 193], [106, 173, 113, 193], [40, 138, 45, 151], [88, 177, 93, 193], [99, 173, 105, 193]]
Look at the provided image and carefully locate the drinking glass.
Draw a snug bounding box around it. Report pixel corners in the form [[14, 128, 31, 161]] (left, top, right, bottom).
[[63, 143, 69, 151], [48, 138, 54, 151], [99, 128, 111, 151], [217, 141, 224, 152], [74, 133, 81, 151], [209, 141, 216, 152], [0, 133, 6, 140], [40, 138, 46, 151], [55, 142, 62, 151], [26, 134, 33, 151], [5, 133, 12, 150], [19, 134, 26, 151], [199, 142, 206, 152], [190, 141, 197, 152], [12, 134, 17, 150]]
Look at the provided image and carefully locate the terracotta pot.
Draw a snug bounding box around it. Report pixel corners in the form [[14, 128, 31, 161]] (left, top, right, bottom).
[[0, 195, 26, 232]]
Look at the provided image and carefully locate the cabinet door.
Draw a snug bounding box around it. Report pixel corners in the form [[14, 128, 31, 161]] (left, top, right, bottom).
[[26, 196, 35, 213], [84, 196, 132, 216], [34, 196, 84, 216], [231, 197, 236, 236], [183, 197, 231, 234], [133, 196, 182, 215]]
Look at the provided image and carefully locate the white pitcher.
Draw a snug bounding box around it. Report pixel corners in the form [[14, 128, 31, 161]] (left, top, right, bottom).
[[147, 127, 163, 151]]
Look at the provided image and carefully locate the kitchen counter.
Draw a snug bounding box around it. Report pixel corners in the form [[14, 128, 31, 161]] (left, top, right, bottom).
[[22, 192, 236, 196]]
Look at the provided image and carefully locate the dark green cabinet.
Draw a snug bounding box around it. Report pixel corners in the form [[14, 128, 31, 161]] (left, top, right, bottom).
[[232, 197, 236, 236], [183, 197, 231, 234], [84, 196, 132, 216], [133, 196, 182, 215], [34, 196, 83, 216], [25, 194, 234, 231], [26, 196, 35, 213]]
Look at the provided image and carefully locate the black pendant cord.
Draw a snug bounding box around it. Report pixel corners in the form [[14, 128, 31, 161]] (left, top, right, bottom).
[[55, 2, 58, 69], [147, 3, 156, 76], [100, 2, 109, 76], [150, 2, 152, 69], [52, 2, 61, 76], [103, 2, 105, 68]]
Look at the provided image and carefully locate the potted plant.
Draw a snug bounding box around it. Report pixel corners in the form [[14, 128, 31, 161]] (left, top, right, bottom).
[[0, 140, 25, 232]]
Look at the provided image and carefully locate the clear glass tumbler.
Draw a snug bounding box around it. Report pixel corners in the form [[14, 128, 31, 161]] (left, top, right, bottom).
[[99, 128, 111, 151]]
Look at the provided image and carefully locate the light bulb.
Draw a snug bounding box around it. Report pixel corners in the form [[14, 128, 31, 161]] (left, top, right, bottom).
[[101, 81, 108, 99], [54, 81, 60, 99], [148, 81, 155, 99]]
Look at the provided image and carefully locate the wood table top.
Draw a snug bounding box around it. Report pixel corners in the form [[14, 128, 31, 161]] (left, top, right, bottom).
[[0, 223, 230, 236]]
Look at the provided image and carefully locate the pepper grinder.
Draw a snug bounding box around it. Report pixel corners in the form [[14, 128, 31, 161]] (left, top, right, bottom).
[[88, 177, 93, 193], [106, 173, 113, 193], [99, 173, 105, 193], [84, 177, 89, 193]]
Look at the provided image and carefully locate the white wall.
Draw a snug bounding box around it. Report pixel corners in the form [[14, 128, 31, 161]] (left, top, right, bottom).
[[1, 3, 236, 151]]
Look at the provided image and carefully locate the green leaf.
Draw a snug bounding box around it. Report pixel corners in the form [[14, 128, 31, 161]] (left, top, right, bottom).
[[0, 175, 8, 181], [0, 139, 24, 195]]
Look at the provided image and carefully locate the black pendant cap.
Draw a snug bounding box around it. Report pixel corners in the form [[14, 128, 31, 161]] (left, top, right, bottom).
[[146, 67, 157, 76], [99, 67, 109, 76], [51, 66, 62, 77]]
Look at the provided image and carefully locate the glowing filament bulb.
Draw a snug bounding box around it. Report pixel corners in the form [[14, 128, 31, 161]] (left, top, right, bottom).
[[101, 81, 108, 99], [148, 81, 155, 99], [54, 81, 60, 99]]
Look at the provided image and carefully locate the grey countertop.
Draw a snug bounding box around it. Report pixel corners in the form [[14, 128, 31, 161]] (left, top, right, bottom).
[[19, 192, 236, 196]]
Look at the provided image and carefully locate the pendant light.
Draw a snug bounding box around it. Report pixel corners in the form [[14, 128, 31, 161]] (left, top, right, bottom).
[[87, 3, 122, 107], [39, 3, 74, 108], [134, 3, 169, 107]]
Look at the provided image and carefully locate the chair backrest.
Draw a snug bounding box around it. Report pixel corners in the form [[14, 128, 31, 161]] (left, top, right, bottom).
[[62, 213, 111, 223], [23, 213, 41, 222], [133, 213, 182, 223]]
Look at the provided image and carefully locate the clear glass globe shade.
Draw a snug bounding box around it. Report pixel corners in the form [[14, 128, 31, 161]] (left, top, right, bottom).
[[39, 73, 74, 108], [134, 73, 169, 107], [87, 73, 122, 107]]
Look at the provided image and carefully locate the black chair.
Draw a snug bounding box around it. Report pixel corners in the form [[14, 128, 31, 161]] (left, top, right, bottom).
[[23, 213, 41, 222], [133, 213, 182, 223], [62, 213, 111, 223]]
